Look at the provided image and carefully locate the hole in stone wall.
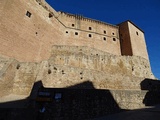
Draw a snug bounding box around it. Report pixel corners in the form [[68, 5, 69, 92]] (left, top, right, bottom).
[[75, 32, 78, 35], [81, 77, 83, 79], [80, 72, 83, 75], [48, 69, 52, 74], [62, 70, 65, 74], [66, 31, 68, 33], [96, 54, 98, 56], [35, 32, 38, 35], [54, 67, 57, 70], [103, 37, 106, 41], [112, 33, 115, 35], [132, 66, 134, 71], [89, 27, 92, 30], [89, 34, 92, 38], [113, 38, 116, 41], [26, 11, 32, 18], [136, 31, 139, 35], [16, 64, 20, 70], [49, 13, 53, 18], [72, 24, 75, 27], [104, 30, 106, 34]]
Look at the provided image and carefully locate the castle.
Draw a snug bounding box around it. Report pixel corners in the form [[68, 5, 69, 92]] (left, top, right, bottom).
[[0, 0, 149, 62], [0, 0, 159, 119]]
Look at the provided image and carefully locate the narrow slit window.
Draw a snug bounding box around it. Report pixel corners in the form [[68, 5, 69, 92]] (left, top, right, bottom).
[[103, 37, 106, 41], [136, 31, 139, 35], [104, 30, 106, 34], [26, 11, 32, 18]]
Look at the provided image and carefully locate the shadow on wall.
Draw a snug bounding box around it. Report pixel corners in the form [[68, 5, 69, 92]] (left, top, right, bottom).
[[1, 78, 160, 119], [141, 78, 160, 106], [0, 81, 121, 120]]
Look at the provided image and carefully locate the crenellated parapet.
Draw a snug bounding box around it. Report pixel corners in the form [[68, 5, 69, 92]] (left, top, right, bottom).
[[35, 0, 58, 17], [58, 11, 118, 28]]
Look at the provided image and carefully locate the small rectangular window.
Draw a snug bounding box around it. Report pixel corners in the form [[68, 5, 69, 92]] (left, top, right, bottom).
[[136, 31, 139, 35], [104, 30, 106, 34], [26, 11, 32, 18], [103, 37, 106, 41], [75, 32, 78, 35], [89, 34, 92, 38], [89, 27, 92, 30], [72, 24, 75, 27]]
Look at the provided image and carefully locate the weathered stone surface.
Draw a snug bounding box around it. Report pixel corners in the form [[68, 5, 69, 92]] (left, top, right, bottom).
[[0, 46, 155, 97], [0, 0, 158, 117]]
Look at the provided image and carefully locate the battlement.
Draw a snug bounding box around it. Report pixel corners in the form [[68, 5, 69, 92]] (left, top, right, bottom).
[[35, 0, 58, 17], [0, 0, 150, 62], [58, 11, 118, 29]]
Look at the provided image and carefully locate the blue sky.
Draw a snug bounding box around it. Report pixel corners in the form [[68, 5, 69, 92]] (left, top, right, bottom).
[[46, 0, 160, 79]]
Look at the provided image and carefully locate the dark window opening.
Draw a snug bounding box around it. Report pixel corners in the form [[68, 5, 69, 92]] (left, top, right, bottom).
[[136, 31, 139, 35], [89, 34, 92, 38], [26, 11, 32, 18], [132, 66, 134, 71], [75, 32, 78, 35], [66, 31, 68, 33], [80, 72, 83, 75], [113, 38, 116, 41], [72, 24, 75, 27], [62, 70, 65, 74], [49, 13, 53, 18], [81, 77, 83, 79], [112, 33, 115, 35], [54, 67, 57, 70], [16, 64, 20, 70], [104, 30, 106, 34], [35, 32, 38, 35], [48, 69, 51, 74], [89, 27, 92, 30], [103, 37, 106, 41]]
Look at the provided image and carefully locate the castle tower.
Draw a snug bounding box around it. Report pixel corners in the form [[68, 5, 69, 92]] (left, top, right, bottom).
[[118, 21, 149, 60]]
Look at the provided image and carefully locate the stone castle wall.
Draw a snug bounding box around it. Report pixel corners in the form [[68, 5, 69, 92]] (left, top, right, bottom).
[[0, 0, 121, 62], [0, 0, 64, 62], [0, 0, 157, 116], [0, 46, 154, 97], [119, 21, 149, 60]]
